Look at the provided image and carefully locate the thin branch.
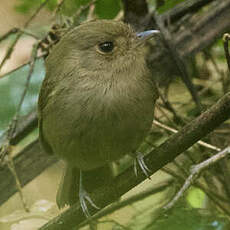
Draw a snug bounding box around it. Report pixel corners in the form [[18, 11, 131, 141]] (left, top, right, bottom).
[[162, 167, 230, 203], [223, 33, 230, 74], [5, 152, 29, 212], [162, 167, 230, 216], [153, 120, 221, 151], [0, 54, 45, 79], [54, 0, 67, 15], [7, 43, 38, 141], [0, 0, 49, 71], [0, 28, 19, 43], [154, 12, 202, 112], [164, 147, 230, 210], [72, 0, 97, 25], [156, 86, 185, 124], [0, 43, 38, 211], [0, 44, 38, 160], [0, 139, 57, 205]]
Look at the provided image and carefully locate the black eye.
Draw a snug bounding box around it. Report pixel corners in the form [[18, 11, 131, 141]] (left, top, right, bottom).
[[98, 41, 114, 53]]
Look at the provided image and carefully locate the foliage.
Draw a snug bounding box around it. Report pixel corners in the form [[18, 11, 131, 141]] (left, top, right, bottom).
[[15, 0, 58, 13], [15, 0, 121, 19], [146, 206, 229, 230]]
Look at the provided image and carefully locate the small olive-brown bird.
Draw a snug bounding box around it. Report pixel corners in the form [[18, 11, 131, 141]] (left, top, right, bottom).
[[38, 20, 159, 216]]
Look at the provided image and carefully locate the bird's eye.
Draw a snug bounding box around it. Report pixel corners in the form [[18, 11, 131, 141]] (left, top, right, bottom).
[[98, 41, 114, 53]]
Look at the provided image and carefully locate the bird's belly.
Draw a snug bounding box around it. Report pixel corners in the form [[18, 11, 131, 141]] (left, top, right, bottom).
[[47, 101, 154, 171], [63, 111, 153, 170], [43, 80, 156, 171]]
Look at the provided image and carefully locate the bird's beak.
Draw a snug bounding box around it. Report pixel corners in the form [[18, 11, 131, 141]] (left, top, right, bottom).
[[136, 30, 160, 47]]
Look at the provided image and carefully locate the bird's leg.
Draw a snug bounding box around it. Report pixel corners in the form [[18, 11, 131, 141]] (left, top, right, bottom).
[[133, 151, 151, 179], [79, 170, 100, 217]]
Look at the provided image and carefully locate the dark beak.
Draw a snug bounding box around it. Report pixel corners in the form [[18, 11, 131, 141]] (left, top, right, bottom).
[[136, 30, 160, 46]]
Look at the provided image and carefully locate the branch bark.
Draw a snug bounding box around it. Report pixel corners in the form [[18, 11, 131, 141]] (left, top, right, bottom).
[[122, 0, 149, 30]]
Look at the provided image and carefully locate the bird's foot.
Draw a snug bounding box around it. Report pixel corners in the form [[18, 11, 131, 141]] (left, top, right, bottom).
[[79, 171, 100, 218], [133, 151, 151, 179]]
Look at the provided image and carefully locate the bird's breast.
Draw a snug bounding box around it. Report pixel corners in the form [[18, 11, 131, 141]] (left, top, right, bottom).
[[44, 73, 156, 170]]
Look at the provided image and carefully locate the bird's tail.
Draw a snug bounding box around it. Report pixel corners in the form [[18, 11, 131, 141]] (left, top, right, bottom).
[[56, 163, 115, 208], [56, 163, 80, 208]]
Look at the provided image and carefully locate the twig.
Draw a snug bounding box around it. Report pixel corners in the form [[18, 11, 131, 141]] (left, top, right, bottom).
[[5, 152, 29, 212], [0, 28, 19, 43], [0, 54, 45, 79], [0, 0, 49, 71], [154, 12, 202, 112], [0, 27, 40, 41], [155, 103, 176, 126], [54, 0, 67, 15], [87, 2, 96, 21], [162, 167, 230, 216], [73, 0, 97, 25], [162, 167, 229, 204], [223, 33, 230, 74], [164, 147, 230, 210], [0, 43, 38, 211], [153, 120, 221, 151], [7, 43, 38, 141], [156, 86, 185, 124], [0, 139, 58, 205], [0, 43, 38, 160]]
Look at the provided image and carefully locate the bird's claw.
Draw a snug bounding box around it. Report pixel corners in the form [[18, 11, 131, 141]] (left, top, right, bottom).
[[134, 152, 151, 179], [79, 188, 100, 218], [79, 170, 100, 218]]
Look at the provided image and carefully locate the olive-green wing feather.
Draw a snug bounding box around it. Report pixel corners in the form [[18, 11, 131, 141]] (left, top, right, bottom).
[[37, 75, 55, 154]]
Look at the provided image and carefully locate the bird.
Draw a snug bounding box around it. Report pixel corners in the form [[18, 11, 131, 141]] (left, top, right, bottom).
[[38, 19, 159, 217]]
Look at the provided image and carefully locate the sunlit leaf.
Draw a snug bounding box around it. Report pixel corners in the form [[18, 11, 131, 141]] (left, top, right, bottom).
[[187, 187, 205, 208]]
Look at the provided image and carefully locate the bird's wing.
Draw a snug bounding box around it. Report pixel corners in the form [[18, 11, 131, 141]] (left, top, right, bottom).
[[37, 75, 54, 155]]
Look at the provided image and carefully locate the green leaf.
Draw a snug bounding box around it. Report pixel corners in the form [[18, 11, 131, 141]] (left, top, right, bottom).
[[157, 0, 185, 13], [95, 0, 121, 19], [187, 187, 205, 208], [146, 206, 229, 230], [15, 0, 58, 14]]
